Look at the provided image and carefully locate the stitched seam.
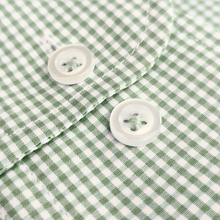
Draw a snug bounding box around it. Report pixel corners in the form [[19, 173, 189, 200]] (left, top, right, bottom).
[[174, 13, 220, 54], [19, 162, 73, 220], [174, 30, 220, 57], [1, 0, 149, 138], [0, 0, 174, 175], [180, 33, 220, 56]]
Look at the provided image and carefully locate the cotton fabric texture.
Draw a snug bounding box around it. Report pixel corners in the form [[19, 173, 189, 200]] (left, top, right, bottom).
[[1, 0, 220, 219]]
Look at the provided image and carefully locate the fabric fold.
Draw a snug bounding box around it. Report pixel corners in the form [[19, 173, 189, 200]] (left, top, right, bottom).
[[0, 0, 173, 175], [1, 8, 220, 218]]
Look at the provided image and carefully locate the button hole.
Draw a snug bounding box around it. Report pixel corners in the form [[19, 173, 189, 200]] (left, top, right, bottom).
[[124, 120, 129, 123], [141, 121, 147, 125], [133, 113, 139, 116], [130, 126, 138, 131], [62, 56, 82, 72]]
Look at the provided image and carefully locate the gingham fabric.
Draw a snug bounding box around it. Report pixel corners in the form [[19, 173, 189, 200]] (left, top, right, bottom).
[[1, 0, 220, 220], [174, 0, 220, 30], [0, 0, 172, 175]]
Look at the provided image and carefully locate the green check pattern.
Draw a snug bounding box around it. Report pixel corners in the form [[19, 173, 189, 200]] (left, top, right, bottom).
[[1, 0, 220, 219], [174, 0, 220, 31], [0, 0, 172, 175]]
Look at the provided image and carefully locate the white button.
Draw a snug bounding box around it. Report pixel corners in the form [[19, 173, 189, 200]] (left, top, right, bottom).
[[110, 99, 161, 147], [48, 44, 94, 85]]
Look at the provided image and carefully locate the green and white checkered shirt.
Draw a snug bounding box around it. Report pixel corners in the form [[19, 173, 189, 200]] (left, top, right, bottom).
[[1, 0, 220, 219]]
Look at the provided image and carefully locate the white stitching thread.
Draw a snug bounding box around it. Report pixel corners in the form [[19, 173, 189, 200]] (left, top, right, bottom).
[[1, 0, 174, 174], [2, 0, 150, 139], [20, 162, 73, 220], [174, 13, 220, 54], [1, 0, 172, 174]]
